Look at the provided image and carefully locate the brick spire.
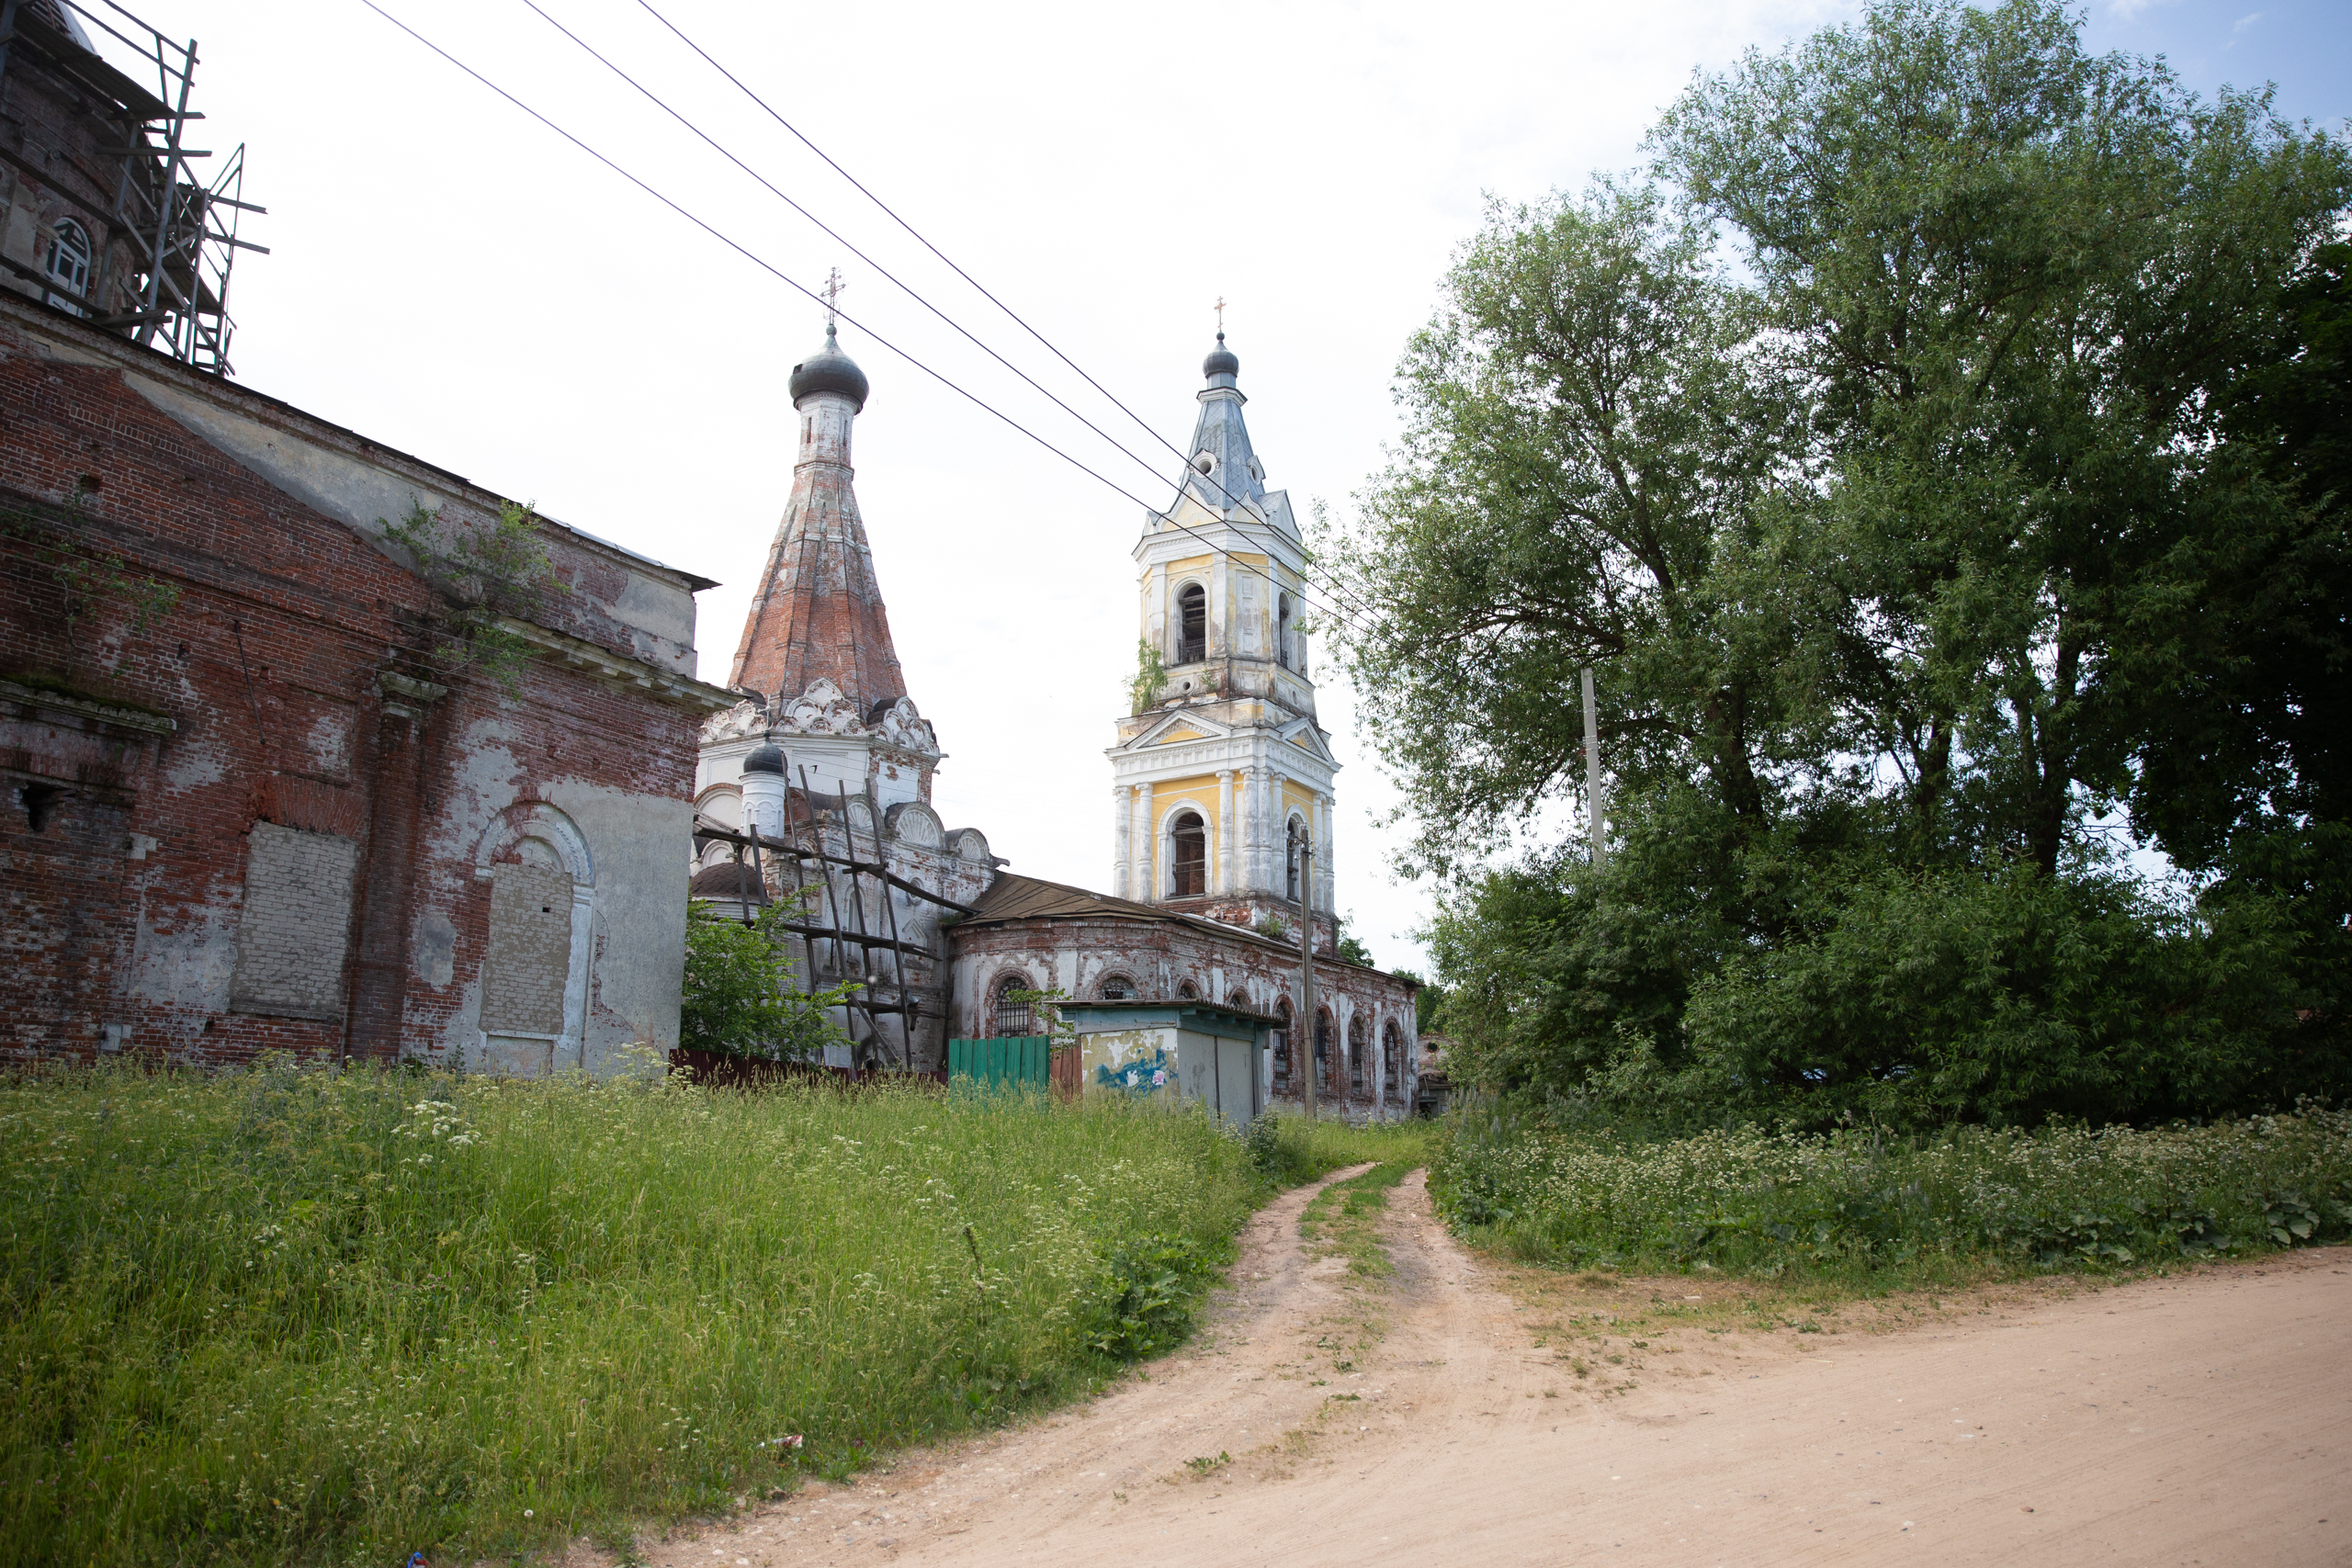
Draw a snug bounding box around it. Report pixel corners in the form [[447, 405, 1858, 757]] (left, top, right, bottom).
[[728, 323, 908, 716]]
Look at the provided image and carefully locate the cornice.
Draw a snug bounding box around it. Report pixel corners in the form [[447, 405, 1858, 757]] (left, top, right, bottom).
[[495, 617, 740, 712]]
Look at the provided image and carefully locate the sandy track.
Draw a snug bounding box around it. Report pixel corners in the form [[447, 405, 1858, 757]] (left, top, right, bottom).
[[641, 1168, 2352, 1568]]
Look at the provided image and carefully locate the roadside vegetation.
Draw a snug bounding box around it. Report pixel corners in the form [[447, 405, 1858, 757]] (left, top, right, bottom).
[[0, 1060, 1408, 1568], [1432, 1099, 2352, 1288], [1329, 0, 2350, 1136], [1328, 0, 2351, 1291]]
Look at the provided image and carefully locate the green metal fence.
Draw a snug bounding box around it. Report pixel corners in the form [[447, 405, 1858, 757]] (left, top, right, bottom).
[[947, 1035, 1053, 1089]]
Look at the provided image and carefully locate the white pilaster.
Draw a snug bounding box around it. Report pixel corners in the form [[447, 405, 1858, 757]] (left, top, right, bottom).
[[1129, 784, 1152, 901], [1113, 783, 1130, 896], [1216, 769, 1235, 893], [1317, 791, 1335, 910]]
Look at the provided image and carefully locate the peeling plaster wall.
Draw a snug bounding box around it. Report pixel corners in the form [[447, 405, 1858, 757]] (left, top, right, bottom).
[[0, 300, 724, 1070], [947, 914, 1421, 1122]]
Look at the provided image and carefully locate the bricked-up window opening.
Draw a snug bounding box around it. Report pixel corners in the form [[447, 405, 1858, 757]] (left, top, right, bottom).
[[1099, 974, 1136, 1000], [1273, 997, 1294, 1090], [479, 863, 575, 1042], [229, 823, 361, 1022], [1176, 582, 1206, 663], [1276, 592, 1295, 671], [1171, 811, 1206, 897], [1385, 1019, 1405, 1092], [44, 220, 90, 314], [990, 974, 1035, 1037], [1349, 1015, 1367, 1094]]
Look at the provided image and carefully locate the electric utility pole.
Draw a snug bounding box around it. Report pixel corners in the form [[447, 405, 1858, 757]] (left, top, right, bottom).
[[1295, 825, 1317, 1121], [1581, 664, 1606, 865]]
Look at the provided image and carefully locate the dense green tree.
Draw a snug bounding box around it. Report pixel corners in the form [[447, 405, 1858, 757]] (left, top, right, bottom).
[[1331, 0, 2351, 1127], [680, 898, 858, 1060]]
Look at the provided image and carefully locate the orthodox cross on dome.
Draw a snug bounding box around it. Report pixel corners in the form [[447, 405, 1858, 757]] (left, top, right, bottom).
[[822, 266, 847, 329], [1214, 295, 1226, 333]]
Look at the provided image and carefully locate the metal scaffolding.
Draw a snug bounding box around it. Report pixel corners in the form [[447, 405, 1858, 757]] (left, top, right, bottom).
[[691, 749, 978, 1072], [0, 0, 266, 373]]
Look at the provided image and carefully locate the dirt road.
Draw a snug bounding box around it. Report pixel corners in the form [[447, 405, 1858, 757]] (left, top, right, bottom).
[[642, 1167, 2352, 1567]]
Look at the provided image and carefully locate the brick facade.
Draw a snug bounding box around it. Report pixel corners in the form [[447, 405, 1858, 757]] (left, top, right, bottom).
[[0, 294, 733, 1068]]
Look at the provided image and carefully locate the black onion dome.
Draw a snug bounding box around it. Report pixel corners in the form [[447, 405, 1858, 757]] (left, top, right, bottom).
[[742, 740, 786, 776], [1202, 332, 1240, 382], [788, 323, 869, 410]]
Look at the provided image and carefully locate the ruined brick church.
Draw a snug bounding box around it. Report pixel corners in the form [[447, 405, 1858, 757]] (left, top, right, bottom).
[[693, 322, 1421, 1118]]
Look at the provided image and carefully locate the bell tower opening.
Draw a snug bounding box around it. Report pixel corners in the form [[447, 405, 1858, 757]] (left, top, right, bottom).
[[1177, 581, 1206, 664], [1170, 810, 1206, 897]]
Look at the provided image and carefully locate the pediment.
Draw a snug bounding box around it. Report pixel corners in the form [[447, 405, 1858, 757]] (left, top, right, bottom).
[[1121, 708, 1237, 752], [1277, 718, 1337, 765]]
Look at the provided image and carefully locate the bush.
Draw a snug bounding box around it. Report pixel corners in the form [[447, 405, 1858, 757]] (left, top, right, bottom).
[[1430, 1099, 2352, 1279]]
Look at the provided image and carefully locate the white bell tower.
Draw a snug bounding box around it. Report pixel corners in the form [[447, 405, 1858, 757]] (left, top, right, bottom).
[[1105, 333, 1338, 943]]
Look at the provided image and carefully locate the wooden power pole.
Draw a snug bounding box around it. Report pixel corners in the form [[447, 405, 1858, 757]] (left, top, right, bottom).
[[1582, 664, 1606, 864], [1296, 827, 1317, 1121]]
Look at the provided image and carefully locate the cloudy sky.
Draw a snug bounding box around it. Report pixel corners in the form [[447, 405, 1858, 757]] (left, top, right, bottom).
[[118, 0, 2351, 976]]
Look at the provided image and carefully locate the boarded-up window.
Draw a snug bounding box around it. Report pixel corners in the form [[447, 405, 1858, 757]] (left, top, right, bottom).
[[479, 863, 574, 1036], [230, 822, 360, 1020]]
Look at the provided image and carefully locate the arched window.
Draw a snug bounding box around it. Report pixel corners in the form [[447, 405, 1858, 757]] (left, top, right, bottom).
[[1228, 989, 1251, 1011], [990, 973, 1035, 1037], [1348, 1015, 1367, 1095], [1384, 1019, 1405, 1092], [1275, 592, 1294, 671], [1273, 997, 1294, 1091], [1176, 581, 1206, 664], [1284, 817, 1306, 902], [1176, 979, 1199, 999], [1314, 1007, 1334, 1090], [44, 220, 90, 315], [1170, 810, 1206, 897], [1098, 973, 1136, 1000]]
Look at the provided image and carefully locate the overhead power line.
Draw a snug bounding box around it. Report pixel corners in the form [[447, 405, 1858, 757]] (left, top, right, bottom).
[[627, 0, 1388, 635], [356, 0, 1376, 642]]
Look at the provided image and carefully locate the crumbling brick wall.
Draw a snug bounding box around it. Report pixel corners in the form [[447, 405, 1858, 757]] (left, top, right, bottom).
[[948, 913, 1420, 1121], [0, 299, 723, 1069]]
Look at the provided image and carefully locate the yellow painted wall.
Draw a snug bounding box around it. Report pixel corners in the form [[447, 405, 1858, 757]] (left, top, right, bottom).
[[1136, 773, 1224, 894]]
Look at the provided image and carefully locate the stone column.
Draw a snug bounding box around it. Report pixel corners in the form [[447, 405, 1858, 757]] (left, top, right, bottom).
[[1112, 781, 1130, 897], [1317, 792, 1336, 913], [1216, 769, 1235, 893], [1241, 766, 1261, 891], [1129, 784, 1153, 900]]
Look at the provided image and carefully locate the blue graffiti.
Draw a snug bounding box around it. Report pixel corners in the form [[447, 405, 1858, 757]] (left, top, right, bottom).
[[1094, 1047, 1170, 1095]]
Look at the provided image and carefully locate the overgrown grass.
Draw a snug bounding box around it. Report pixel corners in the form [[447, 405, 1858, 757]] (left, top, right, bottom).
[[1246, 1111, 1435, 1187], [1, 1059, 1283, 1567], [1432, 1099, 2352, 1286], [1298, 1163, 1414, 1280]]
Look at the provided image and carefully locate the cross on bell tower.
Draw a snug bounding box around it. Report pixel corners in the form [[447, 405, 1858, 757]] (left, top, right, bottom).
[[821, 267, 847, 330]]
